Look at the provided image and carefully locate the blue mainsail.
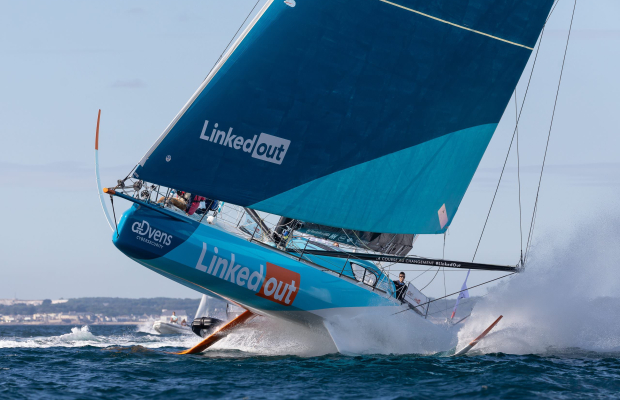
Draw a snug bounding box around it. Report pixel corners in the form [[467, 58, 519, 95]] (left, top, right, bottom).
[[134, 0, 554, 234]]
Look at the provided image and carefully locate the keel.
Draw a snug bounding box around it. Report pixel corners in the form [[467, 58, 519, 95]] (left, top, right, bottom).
[[176, 310, 255, 355], [452, 315, 503, 357]]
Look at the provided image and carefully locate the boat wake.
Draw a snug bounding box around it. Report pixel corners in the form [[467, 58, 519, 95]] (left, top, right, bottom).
[[0, 325, 198, 350], [457, 216, 620, 355], [58, 326, 99, 342]]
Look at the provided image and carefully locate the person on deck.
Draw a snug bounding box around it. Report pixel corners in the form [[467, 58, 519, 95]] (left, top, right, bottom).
[[186, 194, 206, 216], [158, 190, 191, 211], [169, 191, 191, 211], [393, 272, 407, 301], [170, 312, 178, 324]]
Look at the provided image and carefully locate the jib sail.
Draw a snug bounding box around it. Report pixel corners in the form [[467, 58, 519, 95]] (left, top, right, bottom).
[[133, 0, 554, 234]]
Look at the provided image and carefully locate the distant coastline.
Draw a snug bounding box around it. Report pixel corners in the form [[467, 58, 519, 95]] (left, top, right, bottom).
[[0, 297, 201, 326], [1, 321, 144, 326]]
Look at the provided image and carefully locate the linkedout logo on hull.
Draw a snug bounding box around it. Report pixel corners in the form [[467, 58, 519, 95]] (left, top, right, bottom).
[[131, 220, 173, 249], [195, 243, 300, 306], [199, 120, 290, 165]]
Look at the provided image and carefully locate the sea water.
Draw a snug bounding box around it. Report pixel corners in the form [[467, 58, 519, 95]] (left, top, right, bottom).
[[0, 323, 619, 399], [2, 222, 620, 398]]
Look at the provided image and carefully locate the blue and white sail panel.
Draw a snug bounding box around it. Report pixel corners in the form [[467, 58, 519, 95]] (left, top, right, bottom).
[[134, 0, 554, 234]]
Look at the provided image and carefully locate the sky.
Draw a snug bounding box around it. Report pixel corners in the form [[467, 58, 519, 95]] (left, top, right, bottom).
[[0, 0, 619, 301]]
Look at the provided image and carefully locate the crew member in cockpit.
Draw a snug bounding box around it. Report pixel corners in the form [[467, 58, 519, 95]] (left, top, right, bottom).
[[394, 272, 407, 301]]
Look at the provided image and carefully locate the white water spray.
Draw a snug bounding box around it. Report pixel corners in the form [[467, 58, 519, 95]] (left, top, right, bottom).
[[458, 216, 620, 355]]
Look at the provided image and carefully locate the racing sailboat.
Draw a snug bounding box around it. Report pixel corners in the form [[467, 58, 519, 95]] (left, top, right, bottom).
[[98, 0, 556, 353]]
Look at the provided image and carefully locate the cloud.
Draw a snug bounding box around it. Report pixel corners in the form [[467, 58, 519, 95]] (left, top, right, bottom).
[[474, 162, 620, 188], [110, 79, 146, 89]]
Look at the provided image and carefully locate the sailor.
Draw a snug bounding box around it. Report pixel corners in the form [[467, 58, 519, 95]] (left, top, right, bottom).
[[186, 194, 206, 216], [158, 189, 191, 211], [169, 191, 191, 211], [170, 312, 178, 324], [181, 319, 187, 326], [393, 272, 407, 301]]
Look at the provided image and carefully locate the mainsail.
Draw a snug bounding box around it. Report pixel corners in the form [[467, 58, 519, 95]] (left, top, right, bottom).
[[133, 0, 554, 234]]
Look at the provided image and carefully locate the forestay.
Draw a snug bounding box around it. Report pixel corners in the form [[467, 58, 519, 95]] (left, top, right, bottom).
[[133, 0, 554, 234]]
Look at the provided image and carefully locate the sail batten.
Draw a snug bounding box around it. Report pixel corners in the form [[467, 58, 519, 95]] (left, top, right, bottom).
[[134, 0, 554, 234], [379, 0, 533, 50]]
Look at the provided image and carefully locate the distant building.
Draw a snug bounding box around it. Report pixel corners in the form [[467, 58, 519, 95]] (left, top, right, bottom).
[[0, 299, 43, 306], [0, 298, 67, 306]]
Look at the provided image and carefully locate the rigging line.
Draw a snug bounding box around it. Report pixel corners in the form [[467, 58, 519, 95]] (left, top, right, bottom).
[[546, 0, 562, 25], [471, 5, 556, 263], [419, 267, 441, 291], [342, 228, 390, 272], [442, 267, 448, 318], [349, 229, 377, 253], [411, 265, 435, 280], [392, 272, 517, 316], [443, 232, 446, 259], [204, 0, 261, 81], [525, 0, 577, 263], [441, 233, 447, 318], [515, 89, 524, 263], [425, 296, 482, 318], [110, 195, 119, 238]]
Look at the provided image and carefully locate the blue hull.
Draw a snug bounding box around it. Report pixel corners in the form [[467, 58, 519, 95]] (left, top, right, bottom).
[[113, 203, 404, 326]]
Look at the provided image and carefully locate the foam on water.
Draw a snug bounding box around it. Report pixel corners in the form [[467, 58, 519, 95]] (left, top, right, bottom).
[[458, 215, 620, 355], [58, 326, 99, 342], [321, 308, 456, 355], [0, 325, 199, 350], [135, 320, 159, 335], [208, 316, 338, 356]]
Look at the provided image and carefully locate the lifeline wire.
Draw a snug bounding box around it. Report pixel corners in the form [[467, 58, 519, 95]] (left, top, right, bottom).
[[392, 272, 517, 316], [525, 0, 577, 263]]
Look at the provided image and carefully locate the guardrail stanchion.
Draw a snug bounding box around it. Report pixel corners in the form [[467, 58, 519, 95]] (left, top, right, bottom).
[[250, 224, 257, 243], [299, 239, 310, 261], [340, 254, 351, 277]]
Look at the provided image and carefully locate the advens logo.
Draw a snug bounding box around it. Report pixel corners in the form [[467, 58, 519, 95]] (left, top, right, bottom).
[[131, 220, 173, 248], [195, 243, 300, 306], [199, 120, 290, 165]]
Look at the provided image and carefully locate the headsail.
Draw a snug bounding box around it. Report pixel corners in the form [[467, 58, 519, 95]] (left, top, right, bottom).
[[133, 0, 555, 234]]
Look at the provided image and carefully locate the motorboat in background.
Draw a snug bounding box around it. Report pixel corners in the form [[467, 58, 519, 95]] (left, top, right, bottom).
[[152, 294, 246, 336], [152, 309, 190, 335], [190, 295, 246, 338]]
